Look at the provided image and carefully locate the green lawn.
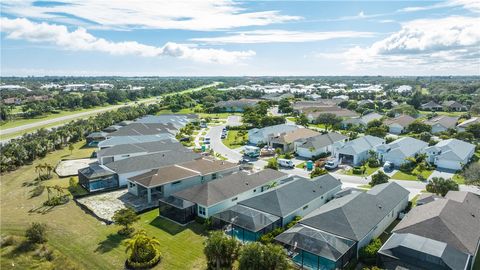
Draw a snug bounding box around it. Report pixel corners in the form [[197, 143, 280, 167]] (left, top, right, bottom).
[[296, 162, 306, 169], [222, 130, 247, 149], [418, 110, 468, 117], [343, 164, 379, 176], [391, 169, 433, 181], [0, 141, 207, 270], [452, 174, 465, 184]]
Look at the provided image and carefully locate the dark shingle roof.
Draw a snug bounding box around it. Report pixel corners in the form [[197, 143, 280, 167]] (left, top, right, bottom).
[[104, 150, 200, 174], [130, 165, 200, 187], [108, 123, 177, 137], [298, 132, 347, 150], [97, 139, 181, 157], [239, 174, 341, 217], [300, 182, 409, 241], [173, 169, 287, 207], [179, 158, 238, 175], [393, 191, 480, 255], [78, 162, 115, 179]]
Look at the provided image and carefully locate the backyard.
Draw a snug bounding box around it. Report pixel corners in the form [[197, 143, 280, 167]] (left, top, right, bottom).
[[0, 141, 207, 270]]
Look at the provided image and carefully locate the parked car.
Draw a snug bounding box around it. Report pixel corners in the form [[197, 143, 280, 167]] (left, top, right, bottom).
[[244, 146, 260, 158], [383, 161, 394, 172], [238, 158, 252, 165], [204, 136, 211, 144], [324, 159, 339, 170], [277, 158, 294, 168]]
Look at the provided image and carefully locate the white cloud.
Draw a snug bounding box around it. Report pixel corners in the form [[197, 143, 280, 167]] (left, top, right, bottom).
[[191, 30, 375, 44], [399, 0, 480, 13], [0, 0, 301, 31], [316, 16, 480, 73], [0, 17, 255, 64]]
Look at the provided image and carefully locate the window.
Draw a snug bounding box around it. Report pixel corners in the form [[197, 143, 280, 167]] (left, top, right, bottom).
[[129, 182, 136, 188], [201, 176, 205, 183], [303, 205, 309, 210], [172, 180, 182, 185], [198, 206, 206, 216], [231, 197, 238, 202], [212, 173, 217, 180], [253, 189, 257, 192]]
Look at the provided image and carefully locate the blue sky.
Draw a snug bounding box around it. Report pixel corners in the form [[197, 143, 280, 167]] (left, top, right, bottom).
[[1, 0, 479, 76]]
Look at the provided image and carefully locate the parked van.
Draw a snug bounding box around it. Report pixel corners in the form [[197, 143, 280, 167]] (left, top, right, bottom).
[[244, 146, 260, 158], [324, 159, 339, 170], [204, 136, 211, 144], [277, 158, 294, 168]]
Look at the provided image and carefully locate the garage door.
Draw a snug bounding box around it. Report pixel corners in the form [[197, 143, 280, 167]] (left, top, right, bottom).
[[436, 160, 461, 171]]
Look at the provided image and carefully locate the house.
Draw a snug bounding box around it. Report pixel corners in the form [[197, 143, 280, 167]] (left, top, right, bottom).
[[128, 158, 239, 204], [261, 93, 294, 102], [276, 182, 409, 270], [457, 117, 479, 132], [332, 95, 349, 102], [86, 131, 108, 145], [159, 169, 288, 224], [358, 99, 375, 107], [415, 193, 442, 206], [302, 107, 359, 123], [106, 122, 178, 137], [214, 99, 261, 112], [376, 137, 428, 167], [342, 112, 383, 127], [393, 85, 412, 94], [292, 100, 341, 112], [213, 174, 342, 242], [248, 124, 298, 145], [136, 114, 198, 129], [97, 134, 174, 149], [420, 101, 443, 111], [378, 191, 480, 270], [384, 115, 416, 134], [423, 139, 475, 171], [423, 115, 459, 133], [268, 128, 320, 152], [306, 93, 322, 101], [1, 97, 22, 105], [96, 139, 181, 165], [443, 100, 467, 111], [103, 125, 122, 133], [63, 84, 90, 92], [334, 135, 386, 165], [296, 132, 348, 159], [78, 148, 201, 192]]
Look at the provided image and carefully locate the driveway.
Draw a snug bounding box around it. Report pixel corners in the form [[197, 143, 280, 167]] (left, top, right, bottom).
[[428, 169, 455, 180]]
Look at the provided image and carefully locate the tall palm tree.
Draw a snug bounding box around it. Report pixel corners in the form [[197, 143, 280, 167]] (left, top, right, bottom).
[[35, 163, 45, 180]]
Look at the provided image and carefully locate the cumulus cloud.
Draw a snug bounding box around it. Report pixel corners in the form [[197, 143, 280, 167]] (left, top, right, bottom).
[[0, 0, 301, 31], [316, 16, 480, 73], [399, 0, 480, 13], [191, 30, 375, 44], [0, 17, 255, 64]]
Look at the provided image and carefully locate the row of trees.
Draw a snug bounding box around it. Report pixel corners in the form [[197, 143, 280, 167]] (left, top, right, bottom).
[[0, 102, 166, 172], [204, 231, 290, 270]]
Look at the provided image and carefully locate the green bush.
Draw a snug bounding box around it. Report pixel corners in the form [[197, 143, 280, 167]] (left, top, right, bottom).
[[368, 158, 380, 168], [359, 238, 382, 264], [43, 195, 69, 206], [25, 222, 47, 244], [352, 166, 365, 175], [126, 250, 162, 269], [310, 167, 327, 178]]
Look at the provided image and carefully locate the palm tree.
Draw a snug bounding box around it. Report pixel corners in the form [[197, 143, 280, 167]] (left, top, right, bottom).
[[44, 163, 54, 179], [125, 230, 161, 264], [204, 230, 239, 270], [35, 163, 45, 180]]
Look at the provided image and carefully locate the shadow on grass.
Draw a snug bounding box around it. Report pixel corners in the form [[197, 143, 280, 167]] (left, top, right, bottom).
[[28, 204, 55, 215], [95, 233, 126, 254], [149, 217, 185, 235], [10, 241, 36, 256]]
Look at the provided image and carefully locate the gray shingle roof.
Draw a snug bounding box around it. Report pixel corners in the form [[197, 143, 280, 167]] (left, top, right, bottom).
[[424, 115, 459, 129], [336, 135, 385, 156], [298, 132, 347, 150], [379, 137, 428, 159], [384, 115, 416, 127], [136, 114, 198, 129], [379, 233, 471, 270], [433, 139, 475, 161], [104, 150, 201, 174], [249, 124, 298, 139], [78, 162, 115, 179], [393, 191, 480, 255], [108, 123, 177, 137], [173, 169, 287, 207], [97, 134, 174, 148], [239, 174, 341, 217], [300, 182, 409, 241], [97, 139, 181, 158]]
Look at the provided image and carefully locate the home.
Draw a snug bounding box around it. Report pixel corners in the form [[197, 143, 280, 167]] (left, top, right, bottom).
[[292, 100, 341, 112], [423, 139, 475, 171], [303, 107, 359, 123], [420, 101, 443, 111], [214, 99, 261, 112], [383, 115, 416, 134], [86, 131, 108, 146], [96, 139, 181, 165], [342, 112, 383, 128], [78, 148, 201, 192], [97, 134, 174, 149], [261, 93, 294, 102], [214, 174, 342, 242], [332, 95, 349, 102], [268, 128, 320, 152], [334, 135, 385, 165], [248, 124, 298, 145], [296, 132, 348, 159], [376, 137, 428, 167], [378, 191, 480, 270], [129, 158, 239, 204], [1, 97, 22, 105], [276, 182, 409, 270], [457, 117, 479, 132], [442, 100, 467, 111], [136, 114, 198, 129], [357, 99, 375, 107], [423, 115, 459, 133], [106, 122, 178, 137], [306, 93, 323, 101], [159, 169, 288, 224]]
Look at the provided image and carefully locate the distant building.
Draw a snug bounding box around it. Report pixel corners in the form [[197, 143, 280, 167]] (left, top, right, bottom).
[[332, 95, 349, 102], [63, 84, 90, 92], [92, 83, 114, 90], [420, 101, 442, 111], [0, 85, 32, 92], [423, 115, 459, 133], [384, 115, 416, 134], [342, 112, 383, 127], [442, 100, 467, 111], [457, 117, 480, 132], [214, 98, 261, 112]]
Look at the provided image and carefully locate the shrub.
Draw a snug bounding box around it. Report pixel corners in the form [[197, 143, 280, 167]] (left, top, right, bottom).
[[369, 171, 389, 187], [264, 158, 278, 170], [43, 195, 69, 206], [352, 166, 365, 175], [359, 238, 382, 263], [310, 167, 327, 178], [30, 185, 45, 198], [368, 158, 380, 168], [0, 235, 17, 247], [34, 244, 55, 261], [25, 222, 47, 244], [399, 162, 415, 173]]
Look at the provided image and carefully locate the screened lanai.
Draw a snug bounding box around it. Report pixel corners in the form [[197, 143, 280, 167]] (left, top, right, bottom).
[[158, 196, 196, 224], [275, 224, 357, 270], [212, 204, 281, 243]]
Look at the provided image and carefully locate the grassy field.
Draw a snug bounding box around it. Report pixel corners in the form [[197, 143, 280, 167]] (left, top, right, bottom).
[[222, 130, 247, 149], [0, 141, 207, 270], [391, 169, 433, 181]]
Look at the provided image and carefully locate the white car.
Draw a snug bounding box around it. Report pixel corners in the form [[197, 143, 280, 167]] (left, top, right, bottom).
[[204, 136, 211, 144], [277, 158, 294, 168]]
